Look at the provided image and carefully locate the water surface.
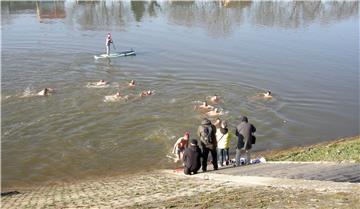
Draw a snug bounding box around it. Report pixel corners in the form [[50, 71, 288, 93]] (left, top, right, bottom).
[[1, 1, 359, 188]]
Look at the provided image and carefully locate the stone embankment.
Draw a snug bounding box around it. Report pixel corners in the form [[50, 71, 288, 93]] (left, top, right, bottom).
[[2, 161, 360, 208]]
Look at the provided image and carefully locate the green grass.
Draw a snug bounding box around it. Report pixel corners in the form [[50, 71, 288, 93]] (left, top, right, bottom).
[[263, 136, 360, 162], [128, 186, 359, 209]]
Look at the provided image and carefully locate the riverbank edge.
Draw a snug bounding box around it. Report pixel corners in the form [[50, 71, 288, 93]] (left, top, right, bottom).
[[254, 135, 360, 162], [2, 135, 359, 191], [1, 136, 359, 208]]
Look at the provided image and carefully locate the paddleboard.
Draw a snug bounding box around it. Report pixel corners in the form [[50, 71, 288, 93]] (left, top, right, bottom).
[[94, 50, 135, 59]]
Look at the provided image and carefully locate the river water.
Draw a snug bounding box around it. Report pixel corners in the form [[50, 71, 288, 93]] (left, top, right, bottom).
[[1, 1, 359, 188]]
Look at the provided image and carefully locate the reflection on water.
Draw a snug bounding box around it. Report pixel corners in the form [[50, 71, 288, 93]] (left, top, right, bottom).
[[2, 1, 358, 35], [36, 1, 65, 22], [1, 1, 358, 188]]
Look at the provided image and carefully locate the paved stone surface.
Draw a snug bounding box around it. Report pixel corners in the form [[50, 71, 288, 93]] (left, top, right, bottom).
[[211, 162, 360, 183], [1, 172, 227, 209], [2, 163, 359, 208]]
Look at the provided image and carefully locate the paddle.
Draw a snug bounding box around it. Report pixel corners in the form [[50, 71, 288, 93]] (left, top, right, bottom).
[[112, 41, 116, 50]]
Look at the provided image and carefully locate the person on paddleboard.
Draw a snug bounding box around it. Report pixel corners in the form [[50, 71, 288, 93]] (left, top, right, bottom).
[[105, 33, 113, 56]]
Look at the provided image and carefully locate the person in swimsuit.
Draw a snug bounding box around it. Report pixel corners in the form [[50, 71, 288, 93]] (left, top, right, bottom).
[[37, 88, 54, 96], [172, 132, 190, 163], [206, 108, 223, 117], [140, 90, 153, 97], [195, 101, 214, 111], [209, 94, 220, 103], [129, 80, 136, 87], [263, 91, 272, 98]]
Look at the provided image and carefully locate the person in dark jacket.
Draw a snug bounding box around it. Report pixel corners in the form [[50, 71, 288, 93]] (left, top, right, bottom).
[[235, 116, 256, 166], [197, 118, 218, 172], [183, 139, 202, 175]]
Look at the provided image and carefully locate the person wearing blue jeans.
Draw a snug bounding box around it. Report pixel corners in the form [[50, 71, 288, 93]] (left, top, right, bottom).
[[216, 120, 230, 167]]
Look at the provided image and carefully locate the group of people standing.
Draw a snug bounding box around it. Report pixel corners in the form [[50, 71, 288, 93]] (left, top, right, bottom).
[[173, 116, 256, 175]]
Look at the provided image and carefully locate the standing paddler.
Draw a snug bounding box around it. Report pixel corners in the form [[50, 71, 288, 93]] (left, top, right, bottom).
[[105, 33, 113, 56]]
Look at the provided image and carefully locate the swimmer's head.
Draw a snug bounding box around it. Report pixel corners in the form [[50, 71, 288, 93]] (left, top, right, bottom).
[[107, 33, 111, 37], [130, 80, 135, 84], [44, 88, 49, 95], [266, 91, 271, 96], [214, 118, 221, 125], [184, 132, 190, 139], [116, 92, 121, 96], [221, 120, 227, 128], [203, 101, 208, 106], [147, 90, 152, 95]]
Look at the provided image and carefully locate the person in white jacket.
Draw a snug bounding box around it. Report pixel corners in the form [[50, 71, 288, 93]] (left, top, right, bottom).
[[216, 120, 231, 167]]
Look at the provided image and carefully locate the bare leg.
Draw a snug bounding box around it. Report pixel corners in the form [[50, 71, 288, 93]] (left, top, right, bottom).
[[106, 45, 110, 55]]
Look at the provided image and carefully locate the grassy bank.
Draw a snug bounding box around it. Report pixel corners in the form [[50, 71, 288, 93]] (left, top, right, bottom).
[[130, 186, 359, 209], [258, 136, 360, 162]]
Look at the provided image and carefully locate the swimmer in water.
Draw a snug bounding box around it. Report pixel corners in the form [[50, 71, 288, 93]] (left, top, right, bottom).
[[114, 92, 122, 98], [206, 108, 223, 117], [209, 94, 220, 103], [96, 80, 109, 86], [140, 90, 153, 97], [195, 101, 214, 111], [88, 80, 109, 87], [263, 91, 272, 98], [213, 117, 222, 128], [104, 92, 124, 102], [37, 88, 54, 96], [129, 80, 136, 87]]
